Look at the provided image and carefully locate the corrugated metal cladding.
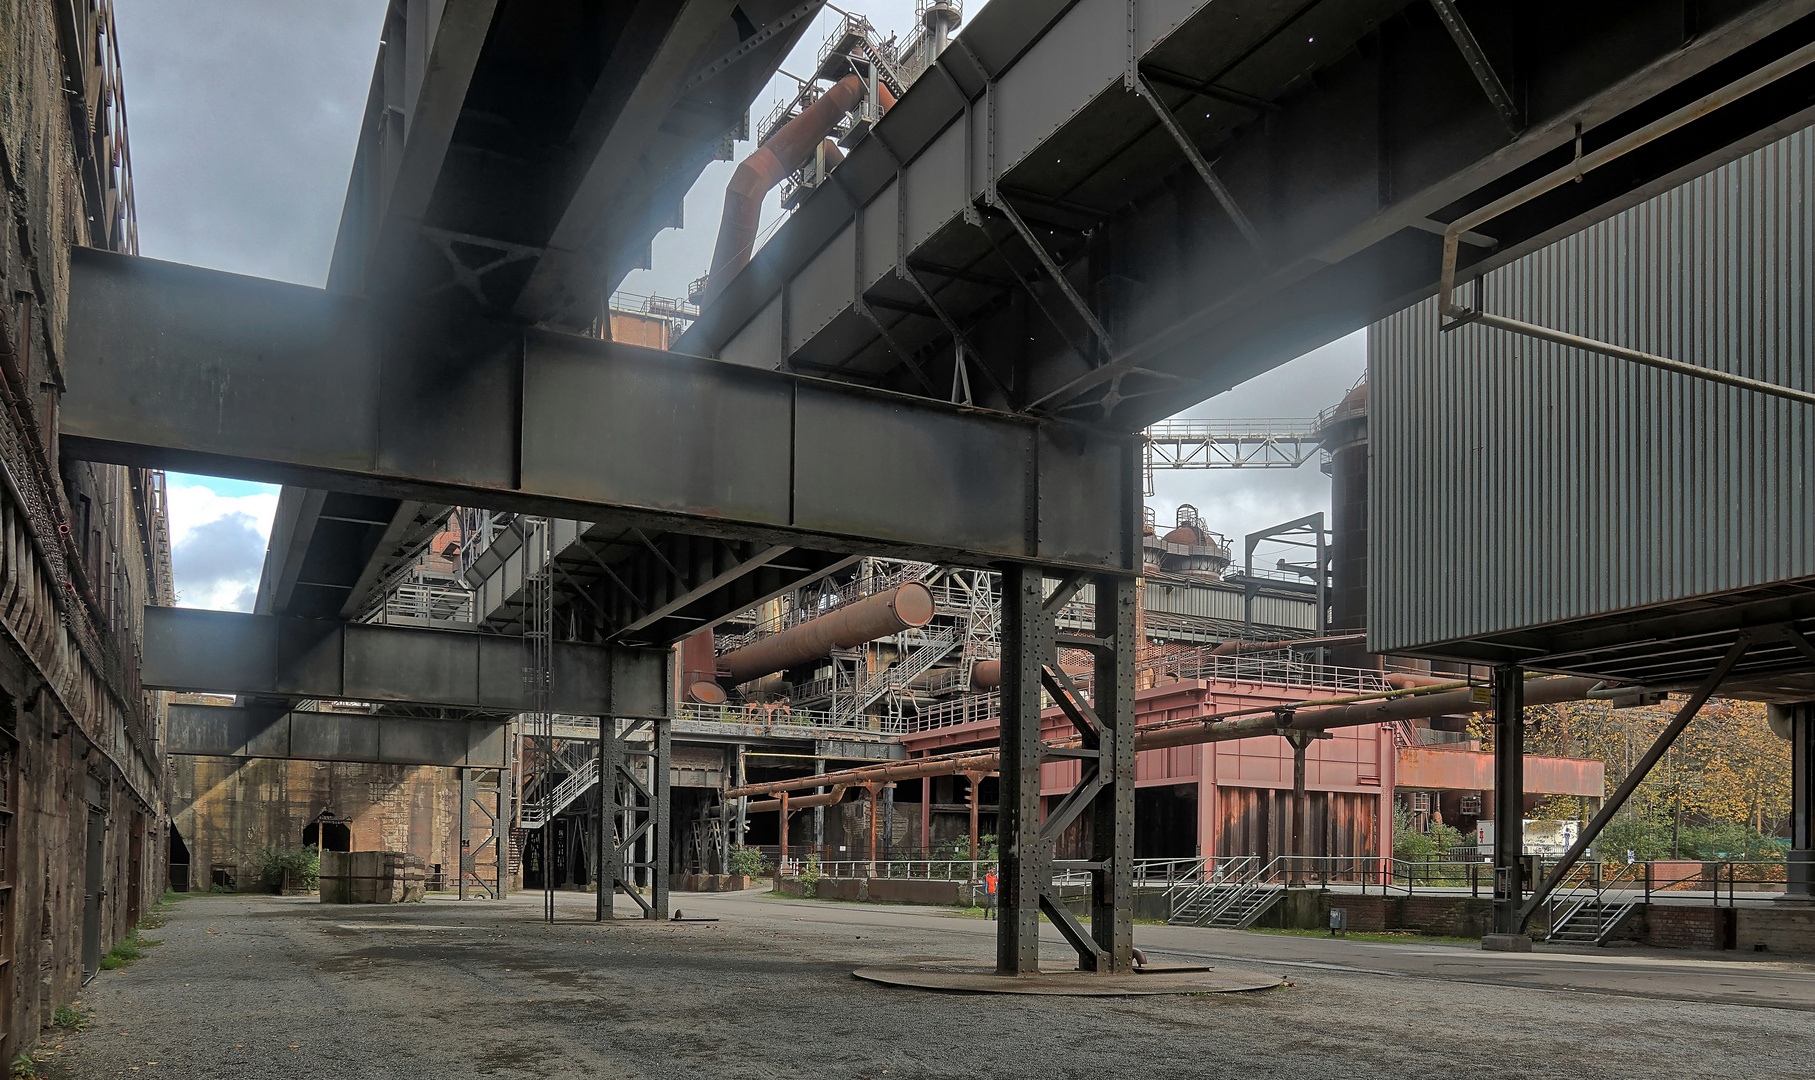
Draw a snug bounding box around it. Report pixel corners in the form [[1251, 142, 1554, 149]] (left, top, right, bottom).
[[1371, 125, 1815, 655]]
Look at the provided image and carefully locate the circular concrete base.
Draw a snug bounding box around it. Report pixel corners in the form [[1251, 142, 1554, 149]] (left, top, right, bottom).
[[852, 962, 1283, 996]]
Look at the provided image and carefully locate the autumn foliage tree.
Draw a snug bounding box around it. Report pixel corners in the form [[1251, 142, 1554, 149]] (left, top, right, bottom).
[[1471, 696, 1792, 857]]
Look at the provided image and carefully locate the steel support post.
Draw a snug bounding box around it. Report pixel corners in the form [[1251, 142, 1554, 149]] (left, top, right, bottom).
[[813, 757, 827, 863], [651, 718, 671, 918], [1287, 731, 1312, 883], [459, 767, 472, 901], [1491, 665, 1524, 936], [1086, 573, 1136, 972], [996, 565, 1137, 975], [599, 718, 622, 920], [997, 564, 1049, 974], [1791, 703, 1815, 898], [882, 784, 895, 862], [606, 726, 620, 922], [734, 743, 748, 850]]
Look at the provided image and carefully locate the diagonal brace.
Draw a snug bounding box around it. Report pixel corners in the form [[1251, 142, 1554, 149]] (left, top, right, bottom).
[[1519, 634, 1751, 925], [1133, 72, 1266, 256], [989, 194, 1115, 359]]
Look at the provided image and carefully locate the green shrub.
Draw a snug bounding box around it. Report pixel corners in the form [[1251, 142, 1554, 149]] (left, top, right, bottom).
[[11, 1051, 38, 1078], [256, 846, 321, 892], [51, 1005, 86, 1031], [797, 853, 822, 889], [727, 846, 770, 877]]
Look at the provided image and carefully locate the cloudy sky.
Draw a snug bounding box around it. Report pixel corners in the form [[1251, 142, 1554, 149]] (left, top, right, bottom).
[[114, 0, 1359, 610]]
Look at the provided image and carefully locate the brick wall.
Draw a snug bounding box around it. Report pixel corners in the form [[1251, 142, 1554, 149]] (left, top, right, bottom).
[[1400, 896, 1492, 937], [1641, 906, 1733, 950]]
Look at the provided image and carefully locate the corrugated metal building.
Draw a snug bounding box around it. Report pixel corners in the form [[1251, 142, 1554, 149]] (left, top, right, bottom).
[[1371, 124, 1815, 698]]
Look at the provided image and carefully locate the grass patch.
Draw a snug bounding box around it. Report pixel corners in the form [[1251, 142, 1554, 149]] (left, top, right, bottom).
[[50, 1005, 87, 1032], [96, 929, 163, 971], [1244, 926, 1480, 946]]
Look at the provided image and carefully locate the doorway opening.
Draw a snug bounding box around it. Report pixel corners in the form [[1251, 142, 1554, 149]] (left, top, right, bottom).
[[302, 822, 351, 852]]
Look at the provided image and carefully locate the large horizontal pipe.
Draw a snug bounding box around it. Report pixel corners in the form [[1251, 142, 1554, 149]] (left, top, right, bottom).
[[728, 749, 999, 799], [1134, 675, 1603, 752], [745, 784, 848, 815], [726, 675, 1603, 797], [717, 582, 935, 685]]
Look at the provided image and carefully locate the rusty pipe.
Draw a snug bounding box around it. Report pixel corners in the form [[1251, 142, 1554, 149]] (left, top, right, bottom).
[[681, 629, 727, 704], [744, 784, 847, 814], [1385, 671, 1455, 690], [728, 750, 998, 799], [716, 581, 935, 686], [1134, 675, 1603, 752], [704, 74, 868, 304], [969, 659, 1000, 690], [725, 675, 1604, 797]]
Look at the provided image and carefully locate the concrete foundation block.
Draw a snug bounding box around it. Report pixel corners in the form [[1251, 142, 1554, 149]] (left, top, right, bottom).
[[1481, 934, 1533, 952]]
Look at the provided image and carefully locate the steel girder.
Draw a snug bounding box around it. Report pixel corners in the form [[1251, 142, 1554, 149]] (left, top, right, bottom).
[[283, 0, 823, 634], [142, 606, 667, 717], [677, 0, 1815, 429], [60, 249, 1139, 584], [460, 516, 856, 647], [167, 703, 508, 767], [328, 0, 815, 322]]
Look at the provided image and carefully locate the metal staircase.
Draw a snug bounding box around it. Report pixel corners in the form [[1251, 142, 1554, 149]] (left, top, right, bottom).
[[836, 622, 964, 722], [1166, 856, 1286, 929], [519, 756, 598, 830], [1546, 862, 1641, 946]]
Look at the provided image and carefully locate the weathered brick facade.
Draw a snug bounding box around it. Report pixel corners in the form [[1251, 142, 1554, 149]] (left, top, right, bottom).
[[0, 0, 173, 1058], [171, 756, 463, 890]]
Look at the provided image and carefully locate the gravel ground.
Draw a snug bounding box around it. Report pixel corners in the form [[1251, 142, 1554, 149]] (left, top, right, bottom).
[[36, 889, 1814, 1080]]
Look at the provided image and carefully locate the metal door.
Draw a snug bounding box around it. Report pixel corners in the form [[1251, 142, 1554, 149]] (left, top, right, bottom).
[[81, 808, 106, 978]]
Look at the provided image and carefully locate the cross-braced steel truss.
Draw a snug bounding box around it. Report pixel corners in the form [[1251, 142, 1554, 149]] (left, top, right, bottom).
[[597, 717, 671, 921], [998, 567, 1135, 974]]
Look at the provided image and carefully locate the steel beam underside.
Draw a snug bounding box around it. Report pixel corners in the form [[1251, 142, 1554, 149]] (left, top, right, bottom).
[[286, 0, 821, 632], [680, 0, 1815, 428], [167, 704, 507, 767], [60, 249, 1136, 575], [142, 607, 667, 718], [1388, 586, 1815, 701]]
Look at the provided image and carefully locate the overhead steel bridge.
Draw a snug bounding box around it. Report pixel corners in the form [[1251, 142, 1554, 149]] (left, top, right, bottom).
[[55, 0, 1815, 969]]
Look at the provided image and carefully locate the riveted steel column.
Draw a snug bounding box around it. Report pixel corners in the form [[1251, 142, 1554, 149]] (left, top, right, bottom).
[[600, 718, 622, 920], [997, 564, 1048, 975], [1089, 573, 1137, 972], [594, 728, 609, 921], [459, 768, 472, 901], [650, 717, 672, 920], [1491, 665, 1525, 935]]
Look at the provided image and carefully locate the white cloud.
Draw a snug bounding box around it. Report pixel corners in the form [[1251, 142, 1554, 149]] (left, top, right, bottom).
[[166, 480, 279, 611], [166, 482, 279, 547]]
